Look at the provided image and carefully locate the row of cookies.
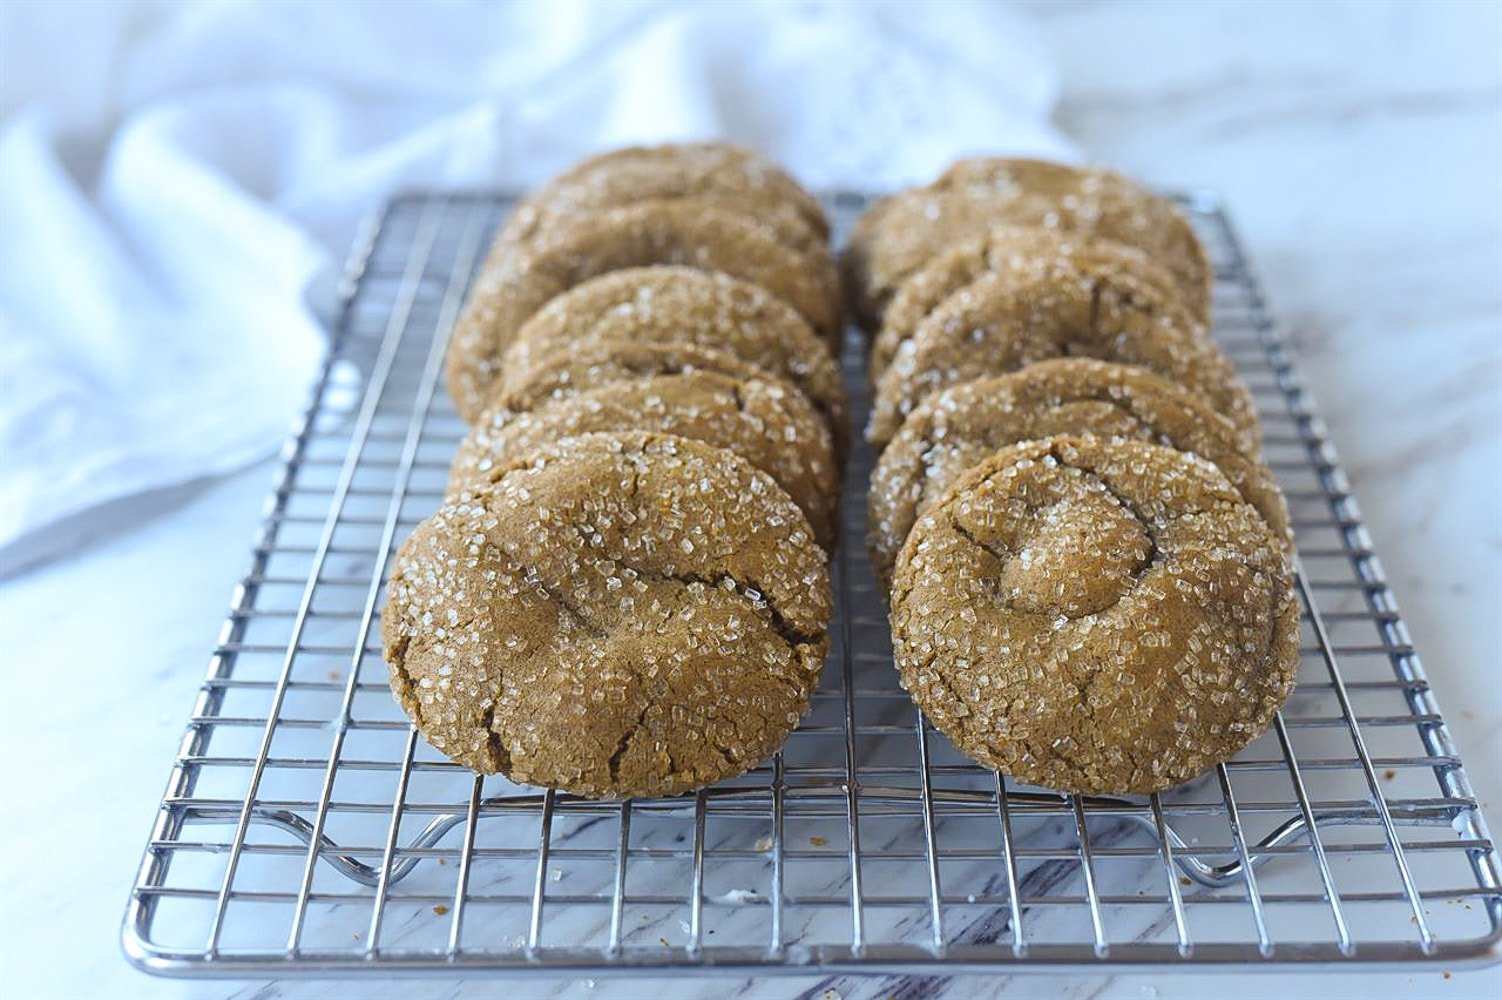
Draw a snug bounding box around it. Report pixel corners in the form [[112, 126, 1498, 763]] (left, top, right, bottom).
[[847, 158, 1301, 796], [382, 144, 845, 797]]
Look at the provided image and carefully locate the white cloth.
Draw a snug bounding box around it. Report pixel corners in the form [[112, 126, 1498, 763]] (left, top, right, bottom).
[[0, 0, 1071, 553]]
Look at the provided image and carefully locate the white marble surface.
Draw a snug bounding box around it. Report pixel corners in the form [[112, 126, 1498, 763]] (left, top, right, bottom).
[[1, 3, 1498, 998]]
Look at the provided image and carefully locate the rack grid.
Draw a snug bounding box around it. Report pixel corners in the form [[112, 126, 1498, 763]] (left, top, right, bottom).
[[124, 190, 1502, 977]]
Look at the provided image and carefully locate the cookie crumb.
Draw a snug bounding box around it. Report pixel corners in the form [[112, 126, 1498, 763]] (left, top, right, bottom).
[[432, 905, 449, 916], [809, 835, 827, 847]]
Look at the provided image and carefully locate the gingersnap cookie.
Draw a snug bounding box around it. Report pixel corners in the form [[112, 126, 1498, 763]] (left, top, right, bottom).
[[382, 431, 832, 797], [501, 267, 847, 447], [867, 262, 1256, 450], [889, 435, 1299, 795], [843, 158, 1211, 330], [450, 370, 840, 550], [495, 142, 828, 260], [492, 144, 829, 264], [868, 359, 1291, 589], [870, 226, 1200, 381], [493, 340, 786, 414], [446, 200, 842, 423]]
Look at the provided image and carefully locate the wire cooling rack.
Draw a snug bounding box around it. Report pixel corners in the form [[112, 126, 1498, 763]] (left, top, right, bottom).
[[124, 191, 1501, 977]]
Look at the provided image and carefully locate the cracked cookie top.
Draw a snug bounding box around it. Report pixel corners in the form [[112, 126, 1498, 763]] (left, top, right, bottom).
[[889, 435, 1299, 795], [446, 200, 842, 423], [493, 142, 829, 260], [381, 431, 832, 797], [866, 255, 1256, 449], [500, 267, 847, 449], [449, 368, 840, 551], [870, 226, 1200, 382], [842, 157, 1210, 331], [492, 340, 795, 417], [868, 359, 1290, 589]]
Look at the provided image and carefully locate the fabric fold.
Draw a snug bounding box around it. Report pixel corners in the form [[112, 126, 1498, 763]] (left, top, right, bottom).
[[0, 0, 1072, 553]]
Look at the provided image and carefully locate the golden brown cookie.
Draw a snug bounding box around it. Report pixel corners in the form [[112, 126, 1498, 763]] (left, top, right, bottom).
[[450, 370, 840, 550], [501, 267, 847, 448], [447, 200, 843, 423], [866, 260, 1256, 449], [868, 359, 1290, 589], [494, 340, 791, 416], [870, 226, 1200, 381], [844, 158, 1211, 330], [501, 142, 829, 254], [890, 436, 1299, 795], [382, 432, 832, 797], [482, 202, 830, 292], [500, 195, 827, 267]]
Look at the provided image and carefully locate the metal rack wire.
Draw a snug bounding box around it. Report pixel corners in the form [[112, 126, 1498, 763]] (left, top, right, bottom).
[[124, 190, 1502, 977]]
